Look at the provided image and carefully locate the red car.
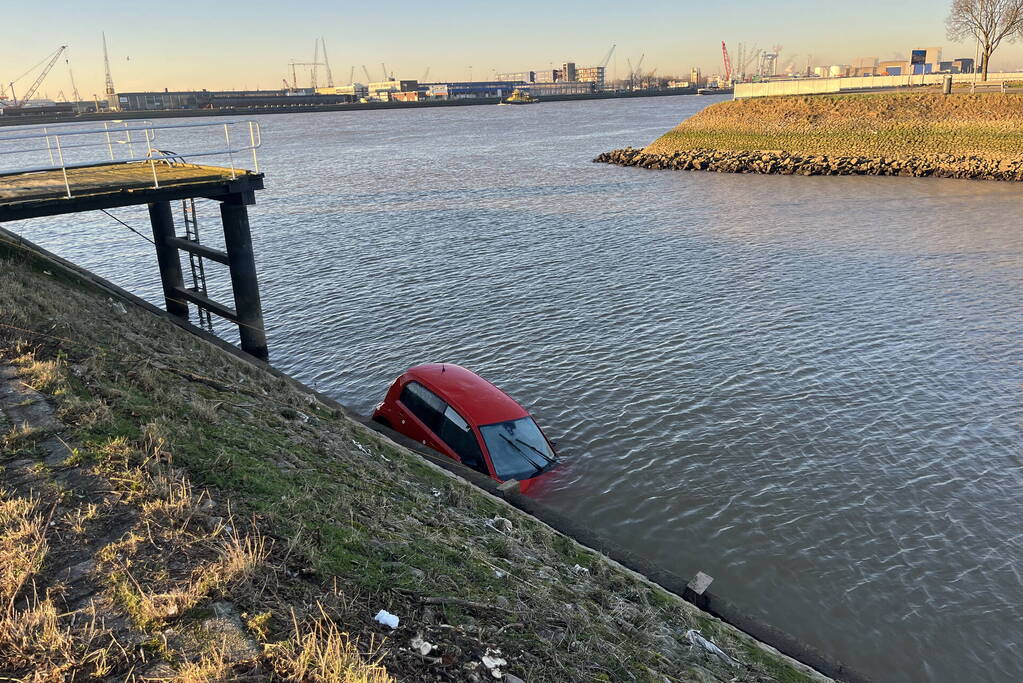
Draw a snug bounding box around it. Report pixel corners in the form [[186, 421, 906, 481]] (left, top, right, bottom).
[[372, 364, 558, 490]]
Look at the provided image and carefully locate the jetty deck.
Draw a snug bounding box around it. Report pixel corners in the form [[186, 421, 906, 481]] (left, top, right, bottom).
[[0, 162, 262, 222]]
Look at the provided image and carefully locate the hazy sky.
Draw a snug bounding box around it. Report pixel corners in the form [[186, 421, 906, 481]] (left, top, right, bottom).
[[5, 0, 1023, 96]]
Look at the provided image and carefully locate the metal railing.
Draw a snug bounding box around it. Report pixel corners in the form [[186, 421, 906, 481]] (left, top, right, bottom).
[[0, 119, 262, 198]]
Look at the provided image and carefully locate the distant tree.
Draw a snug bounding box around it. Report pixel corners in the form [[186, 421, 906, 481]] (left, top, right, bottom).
[[947, 0, 1023, 80]]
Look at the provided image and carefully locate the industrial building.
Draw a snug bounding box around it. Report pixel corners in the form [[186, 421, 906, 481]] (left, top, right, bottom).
[[423, 81, 526, 99], [813, 48, 975, 78], [114, 89, 355, 111], [497, 61, 605, 90]]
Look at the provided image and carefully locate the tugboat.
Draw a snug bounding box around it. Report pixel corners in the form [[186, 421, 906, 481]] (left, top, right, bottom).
[[499, 89, 538, 105]]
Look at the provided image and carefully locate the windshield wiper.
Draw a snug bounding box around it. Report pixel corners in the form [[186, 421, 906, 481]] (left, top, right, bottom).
[[514, 438, 555, 465], [499, 434, 545, 473]]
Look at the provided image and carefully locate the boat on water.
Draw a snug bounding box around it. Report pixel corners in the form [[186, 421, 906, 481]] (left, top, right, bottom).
[[499, 89, 538, 105], [698, 86, 734, 95]]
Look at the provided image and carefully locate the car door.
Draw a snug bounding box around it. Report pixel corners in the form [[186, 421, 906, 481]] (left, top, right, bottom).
[[396, 381, 447, 453], [436, 405, 491, 477]]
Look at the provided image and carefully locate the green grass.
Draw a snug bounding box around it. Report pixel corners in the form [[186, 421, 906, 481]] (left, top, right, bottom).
[[644, 92, 1023, 160]]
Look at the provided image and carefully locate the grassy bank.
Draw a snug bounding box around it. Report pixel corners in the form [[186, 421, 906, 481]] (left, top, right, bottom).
[[0, 234, 826, 681], [644, 93, 1023, 159]]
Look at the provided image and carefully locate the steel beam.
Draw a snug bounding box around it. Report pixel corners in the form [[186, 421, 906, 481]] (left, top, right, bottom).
[[165, 236, 229, 265], [148, 201, 189, 320], [219, 193, 268, 361]]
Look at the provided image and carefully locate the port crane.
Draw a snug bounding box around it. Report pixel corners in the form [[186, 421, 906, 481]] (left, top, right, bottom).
[[422, 66, 430, 82], [64, 48, 82, 110], [348, 66, 355, 84], [380, 63, 389, 81], [320, 37, 334, 87], [627, 53, 645, 89], [7, 45, 67, 107], [312, 40, 320, 89], [596, 44, 615, 89], [361, 65, 372, 83], [597, 43, 616, 68]]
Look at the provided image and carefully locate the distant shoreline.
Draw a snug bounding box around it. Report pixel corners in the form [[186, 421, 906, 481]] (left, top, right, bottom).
[[597, 92, 1023, 182], [0, 88, 699, 127]]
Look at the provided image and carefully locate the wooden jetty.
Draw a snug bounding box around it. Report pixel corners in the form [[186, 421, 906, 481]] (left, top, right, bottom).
[[0, 158, 270, 360]]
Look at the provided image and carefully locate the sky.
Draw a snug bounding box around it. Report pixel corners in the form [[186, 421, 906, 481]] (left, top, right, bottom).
[[4, 0, 1023, 97]]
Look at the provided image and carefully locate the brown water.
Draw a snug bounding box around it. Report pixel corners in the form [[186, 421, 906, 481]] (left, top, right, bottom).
[[9, 96, 1023, 682]]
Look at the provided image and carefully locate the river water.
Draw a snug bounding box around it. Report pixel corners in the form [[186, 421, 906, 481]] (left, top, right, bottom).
[[7, 96, 1023, 682]]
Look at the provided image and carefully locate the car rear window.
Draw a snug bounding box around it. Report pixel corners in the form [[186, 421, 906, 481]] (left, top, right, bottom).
[[399, 381, 445, 433]]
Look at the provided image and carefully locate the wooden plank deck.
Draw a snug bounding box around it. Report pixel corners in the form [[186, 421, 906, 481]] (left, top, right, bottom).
[[0, 162, 263, 222]]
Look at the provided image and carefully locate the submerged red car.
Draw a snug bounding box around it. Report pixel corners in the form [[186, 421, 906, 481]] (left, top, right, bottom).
[[372, 364, 558, 490]]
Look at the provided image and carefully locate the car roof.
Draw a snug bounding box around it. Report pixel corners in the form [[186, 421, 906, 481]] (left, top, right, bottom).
[[404, 363, 529, 426]]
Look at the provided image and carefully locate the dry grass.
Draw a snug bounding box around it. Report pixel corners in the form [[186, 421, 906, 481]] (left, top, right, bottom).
[[267, 606, 393, 683], [0, 492, 116, 679], [0, 492, 48, 601], [0, 248, 822, 682], [645, 92, 1023, 160]]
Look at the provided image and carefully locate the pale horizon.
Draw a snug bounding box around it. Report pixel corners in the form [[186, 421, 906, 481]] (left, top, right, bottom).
[[6, 0, 1023, 98]]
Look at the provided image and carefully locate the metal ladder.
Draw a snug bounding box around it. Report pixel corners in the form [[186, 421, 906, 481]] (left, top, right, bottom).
[[181, 198, 214, 332]]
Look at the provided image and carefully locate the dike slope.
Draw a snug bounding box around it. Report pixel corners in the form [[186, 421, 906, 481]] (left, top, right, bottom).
[[596, 93, 1023, 181], [0, 231, 831, 682]]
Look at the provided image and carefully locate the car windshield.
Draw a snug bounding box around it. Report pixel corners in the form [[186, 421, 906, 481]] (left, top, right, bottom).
[[480, 417, 556, 481]]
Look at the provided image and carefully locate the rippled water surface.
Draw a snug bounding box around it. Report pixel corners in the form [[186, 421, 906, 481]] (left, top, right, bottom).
[[9, 96, 1023, 682]]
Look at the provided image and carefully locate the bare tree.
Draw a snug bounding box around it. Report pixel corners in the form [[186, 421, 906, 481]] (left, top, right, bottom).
[[947, 0, 1023, 80]]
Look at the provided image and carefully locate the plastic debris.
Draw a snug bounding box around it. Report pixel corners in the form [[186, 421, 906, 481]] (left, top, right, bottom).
[[489, 517, 513, 533], [410, 633, 435, 656], [481, 649, 508, 679], [374, 609, 399, 629], [684, 629, 738, 667], [572, 564, 589, 574]]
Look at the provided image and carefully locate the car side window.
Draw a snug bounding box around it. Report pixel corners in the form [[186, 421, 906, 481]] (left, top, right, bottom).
[[438, 405, 487, 474], [399, 381, 445, 433]]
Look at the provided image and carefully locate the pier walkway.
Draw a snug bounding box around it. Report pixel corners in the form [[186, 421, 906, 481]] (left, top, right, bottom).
[[0, 121, 270, 360]]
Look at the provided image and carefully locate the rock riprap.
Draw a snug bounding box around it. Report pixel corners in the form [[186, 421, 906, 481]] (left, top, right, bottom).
[[594, 146, 1023, 181], [600, 93, 1023, 182]]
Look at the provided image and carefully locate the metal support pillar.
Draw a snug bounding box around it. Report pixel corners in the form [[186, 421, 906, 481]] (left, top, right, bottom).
[[220, 193, 268, 361], [148, 201, 189, 320]]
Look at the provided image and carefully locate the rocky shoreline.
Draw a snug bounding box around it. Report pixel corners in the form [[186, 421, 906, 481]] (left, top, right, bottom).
[[595, 146, 1023, 181]]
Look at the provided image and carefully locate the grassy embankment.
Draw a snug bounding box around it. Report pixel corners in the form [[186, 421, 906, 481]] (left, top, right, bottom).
[[0, 236, 825, 682], [598, 93, 1023, 180]]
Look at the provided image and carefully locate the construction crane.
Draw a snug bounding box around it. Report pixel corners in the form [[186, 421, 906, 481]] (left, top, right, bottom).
[[598, 43, 616, 68], [721, 41, 732, 84], [8, 45, 67, 106], [348, 66, 356, 84], [65, 48, 82, 111], [289, 61, 323, 89], [102, 32, 116, 98], [320, 37, 334, 87], [738, 44, 761, 82], [311, 39, 320, 89], [281, 78, 291, 91], [422, 66, 430, 82], [380, 63, 389, 81], [362, 65, 372, 83]]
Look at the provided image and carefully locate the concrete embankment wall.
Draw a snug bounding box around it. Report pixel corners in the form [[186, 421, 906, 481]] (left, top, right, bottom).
[[0, 224, 869, 682], [735, 71, 1021, 99]]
